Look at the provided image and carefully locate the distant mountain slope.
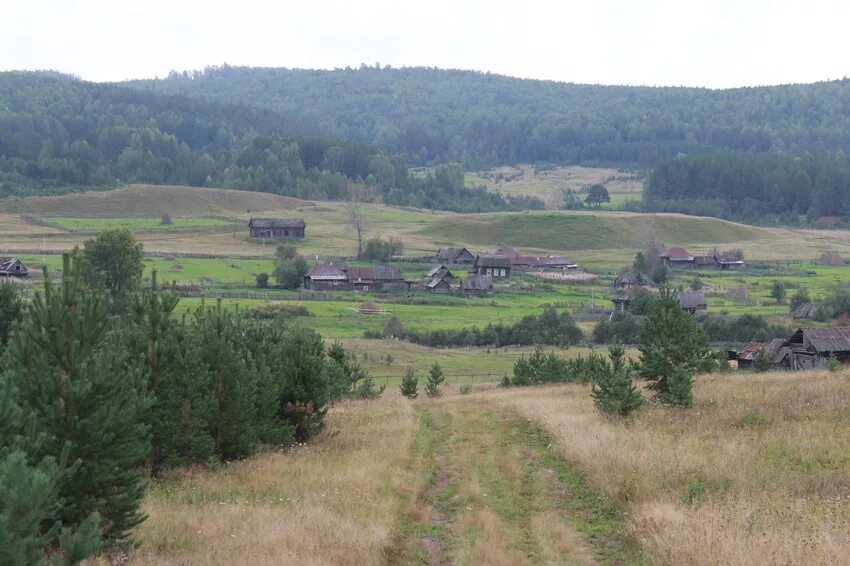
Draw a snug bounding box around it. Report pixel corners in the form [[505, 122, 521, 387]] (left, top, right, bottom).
[[127, 65, 850, 167]]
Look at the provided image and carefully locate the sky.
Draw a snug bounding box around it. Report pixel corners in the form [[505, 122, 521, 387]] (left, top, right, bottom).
[[2, 0, 849, 88]]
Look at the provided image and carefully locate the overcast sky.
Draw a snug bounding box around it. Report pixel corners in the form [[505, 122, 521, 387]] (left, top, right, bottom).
[[2, 0, 848, 88]]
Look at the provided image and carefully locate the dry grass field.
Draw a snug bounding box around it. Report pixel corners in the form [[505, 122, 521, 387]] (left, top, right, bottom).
[[125, 369, 850, 565], [7, 184, 850, 265], [468, 164, 644, 209]]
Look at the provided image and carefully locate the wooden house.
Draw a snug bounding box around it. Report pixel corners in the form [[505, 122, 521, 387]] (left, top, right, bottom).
[[660, 247, 695, 268], [614, 269, 654, 290], [426, 265, 456, 280], [425, 276, 452, 293], [461, 274, 494, 296], [249, 218, 306, 239], [434, 247, 475, 265], [679, 291, 708, 314], [0, 257, 28, 278], [472, 254, 511, 278], [303, 263, 349, 290], [778, 327, 850, 369], [347, 266, 405, 291]]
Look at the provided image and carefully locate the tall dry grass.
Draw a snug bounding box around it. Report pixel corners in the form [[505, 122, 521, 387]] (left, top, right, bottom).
[[129, 397, 420, 566], [483, 370, 850, 565]]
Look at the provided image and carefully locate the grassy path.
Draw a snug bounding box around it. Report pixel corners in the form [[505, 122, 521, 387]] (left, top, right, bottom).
[[388, 400, 644, 565]]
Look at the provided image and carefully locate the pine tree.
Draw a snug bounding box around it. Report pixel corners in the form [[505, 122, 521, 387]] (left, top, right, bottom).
[[752, 348, 772, 372], [3, 254, 151, 544], [591, 345, 643, 417], [638, 285, 709, 404], [425, 363, 445, 397], [0, 282, 23, 352], [399, 367, 419, 399], [658, 367, 694, 408]]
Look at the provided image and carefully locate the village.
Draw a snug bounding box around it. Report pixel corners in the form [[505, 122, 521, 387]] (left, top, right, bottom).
[[5, 214, 850, 373]]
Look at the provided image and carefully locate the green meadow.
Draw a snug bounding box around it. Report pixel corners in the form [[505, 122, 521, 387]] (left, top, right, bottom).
[[36, 216, 235, 232]]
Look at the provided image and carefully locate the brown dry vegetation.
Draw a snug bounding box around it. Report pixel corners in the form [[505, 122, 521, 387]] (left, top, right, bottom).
[[486, 370, 850, 565], [126, 370, 850, 565], [130, 398, 424, 565]]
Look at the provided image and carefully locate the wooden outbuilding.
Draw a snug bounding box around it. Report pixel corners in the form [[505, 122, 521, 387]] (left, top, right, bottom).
[[778, 327, 850, 369], [0, 257, 28, 277], [434, 247, 475, 265], [249, 218, 306, 239], [679, 291, 708, 314], [818, 251, 845, 266], [461, 274, 494, 296]]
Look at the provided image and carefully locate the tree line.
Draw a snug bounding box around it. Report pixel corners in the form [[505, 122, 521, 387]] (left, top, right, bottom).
[[0, 231, 378, 563], [0, 72, 541, 213], [643, 153, 850, 223], [130, 65, 850, 168]]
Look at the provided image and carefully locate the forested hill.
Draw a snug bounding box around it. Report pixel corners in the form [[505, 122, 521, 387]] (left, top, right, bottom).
[[0, 72, 540, 212], [127, 65, 850, 167]]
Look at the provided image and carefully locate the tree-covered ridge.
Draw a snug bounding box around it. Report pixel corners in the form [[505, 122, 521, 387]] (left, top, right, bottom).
[[0, 72, 541, 212], [129, 65, 850, 167], [644, 153, 850, 223]]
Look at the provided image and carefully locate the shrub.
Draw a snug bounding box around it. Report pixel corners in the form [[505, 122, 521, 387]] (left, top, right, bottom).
[[425, 363, 445, 397], [752, 348, 772, 372], [256, 272, 270, 288], [399, 367, 419, 398], [591, 346, 644, 417], [826, 354, 841, 372], [363, 237, 404, 262], [459, 383, 472, 395], [789, 288, 810, 313]]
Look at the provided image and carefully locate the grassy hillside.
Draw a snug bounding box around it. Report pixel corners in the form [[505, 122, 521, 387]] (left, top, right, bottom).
[[422, 211, 768, 252], [5, 184, 850, 263]]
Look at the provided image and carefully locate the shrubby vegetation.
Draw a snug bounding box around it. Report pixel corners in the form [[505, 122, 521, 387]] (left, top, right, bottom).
[[367, 308, 583, 347], [363, 237, 404, 262], [0, 252, 373, 561], [645, 153, 850, 223]]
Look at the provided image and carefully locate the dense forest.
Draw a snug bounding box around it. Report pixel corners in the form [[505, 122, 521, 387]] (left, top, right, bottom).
[[644, 153, 850, 223], [0, 72, 540, 212], [129, 65, 850, 168]]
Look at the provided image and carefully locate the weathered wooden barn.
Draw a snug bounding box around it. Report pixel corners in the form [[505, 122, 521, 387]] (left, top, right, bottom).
[[461, 274, 494, 296], [472, 255, 511, 278], [425, 276, 452, 293], [679, 291, 708, 314], [434, 247, 475, 264], [661, 247, 695, 268], [303, 263, 349, 290], [792, 303, 818, 320], [0, 257, 28, 277], [818, 251, 845, 266], [777, 327, 850, 369], [248, 218, 306, 239], [347, 266, 405, 291], [426, 265, 456, 280]]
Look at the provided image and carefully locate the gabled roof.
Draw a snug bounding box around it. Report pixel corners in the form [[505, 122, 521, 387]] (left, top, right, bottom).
[[474, 254, 511, 268], [0, 257, 28, 275], [614, 269, 654, 288], [792, 303, 818, 320], [461, 274, 494, 291], [790, 327, 850, 353], [306, 263, 348, 280], [427, 265, 451, 278], [679, 291, 707, 309], [494, 246, 520, 259], [426, 277, 450, 289], [348, 266, 403, 282], [249, 217, 306, 229], [435, 247, 474, 262], [715, 251, 743, 264], [662, 247, 694, 261]]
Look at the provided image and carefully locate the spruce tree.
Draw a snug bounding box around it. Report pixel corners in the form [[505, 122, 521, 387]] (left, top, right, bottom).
[[3, 255, 151, 544], [638, 285, 710, 404], [591, 345, 643, 417], [425, 363, 445, 397], [399, 367, 419, 399]]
